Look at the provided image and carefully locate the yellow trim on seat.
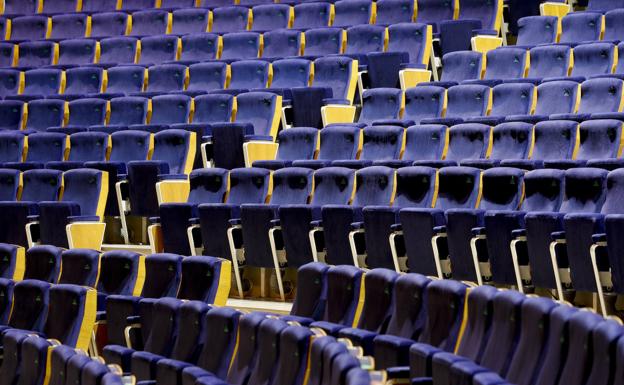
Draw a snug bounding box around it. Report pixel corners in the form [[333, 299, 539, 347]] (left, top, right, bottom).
[[85, 15, 92, 37], [246, 8, 252, 30], [42, 345, 55, 385], [116, 0, 123, 10], [17, 71, 24, 94], [217, 35, 223, 59], [453, 289, 472, 354], [572, 83, 581, 113], [266, 62, 272, 87], [5, 19, 11, 41], [46, 17, 52, 39], [52, 43, 59, 65], [484, 126, 493, 159], [258, 34, 264, 58], [523, 50, 530, 78], [94, 41, 100, 63], [430, 170, 439, 208], [422, 24, 433, 67], [12, 44, 18, 67], [59, 71, 66, 94], [101, 70, 108, 93], [471, 36, 502, 54], [12, 246, 25, 281], [183, 132, 196, 175], [612, 45, 619, 74], [351, 274, 366, 328], [175, 37, 182, 60], [526, 125, 536, 159], [74, 288, 97, 351], [125, 15, 133, 35], [155, 0, 162, 7], [132, 255, 146, 296], [345, 59, 358, 103], [38, 0, 44, 13], [320, 105, 356, 126], [134, 39, 141, 64], [328, 4, 335, 26], [166, 12, 173, 34], [399, 69, 431, 90], [287, 6, 294, 28], [76, 0, 83, 12], [95, 171, 108, 220], [440, 127, 449, 159], [242, 141, 279, 167], [474, 171, 483, 209], [146, 132, 154, 158], [369, 1, 376, 24], [493, 0, 504, 33], [571, 123, 580, 160], [485, 88, 493, 116], [540, 2, 570, 17], [207, 11, 213, 32], [616, 122, 624, 158], [600, 14, 605, 40], [453, 0, 459, 19], [63, 102, 69, 127], [156, 178, 190, 204], [213, 258, 232, 306], [529, 85, 537, 115], [619, 83, 624, 112], [383, 27, 389, 51]]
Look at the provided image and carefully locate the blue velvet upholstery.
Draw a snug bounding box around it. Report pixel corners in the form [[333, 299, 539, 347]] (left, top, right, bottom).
[[229, 60, 270, 90], [97, 250, 142, 309], [263, 30, 303, 60], [463, 122, 532, 169], [43, 284, 94, 347], [198, 168, 271, 260], [0, 70, 20, 100], [417, 123, 490, 166], [179, 33, 219, 64], [376, 0, 414, 25], [516, 16, 558, 46], [527, 44, 571, 80], [288, 262, 330, 320], [394, 125, 447, 164], [333, 0, 373, 27], [63, 67, 104, 100], [220, 32, 261, 61], [177, 256, 228, 303], [139, 35, 180, 66], [253, 127, 318, 170], [571, 42, 616, 79], [0, 132, 24, 163], [3, 0, 38, 15], [269, 58, 311, 90], [25, 100, 66, 133], [334, 125, 404, 168], [10, 16, 48, 42], [171, 9, 210, 35], [604, 10, 624, 42], [400, 87, 445, 124], [243, 318, 289, 385], [439, 51, 483, 85], [56, 38, 97, 68], [141, 64, 187, 96], [99, 38, 139, 67], [0, 243, 20, 280], [103, 66, 145, 97], [292, 125, 360, 169], [293, 3, 332, 30], [18, 41, 57, 68], [140, 94, 192, 126], [304, 28, 343, 57], [345, 25, 386, 64], [7, 69, 62, 101], [58, 249, 101, 287], [211, 6, 250, 34], [386, 23, 429, 66], [313, 56, 355, 101], [252, 4, 291, 32], [484, 169, 565, 285], [183, 62, 228, 95], [6, 279, 50, 333], [414, 0, 454, 25], [64, 99, 108, 130], [130, 10, 170, 37], [560, 11, 603, 45], [90, 12, 129, 39], [357, 88, 403, 125]]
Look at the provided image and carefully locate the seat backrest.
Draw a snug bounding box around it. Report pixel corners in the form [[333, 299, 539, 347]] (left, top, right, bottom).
[[454, 285, 498, 362], [220, 32, 261, 61], [445, 123, 491, 162], [416, 0, 455, 24], [65, 67, 103, 96], [229, 59, 270, 89], [417, 279, 467, 351], [50, 14, 88, 40], [313, 56, 358, 103], [0, 279, 13, 322], [403, 124, 448, 161], [109, 130, 152, 162], [392, 166, 437, 209], [67, 99, 108, 128], [441, 51, 484, 83], [99, 37, 139, 65], [571, 42, 616, 78], [269, 167, 314, 205], [140, 253, 182, 298], [345, 24, 386, 56], [172, 8, 210, 35], [108, 97, 149, 126], [376, 0, 414, 25], [531, 120, 579, 161], [0, 69, 20, 99], [130, 10, 171, 37], [293, 2, 332, 30], [11, 16, 49, 41], [24, 245, 63, 283], [516, 16, 558, 47], [9, 280, 50, 333], [273, 326, 315, 385], [141, 297, 180, 356], [489, 122, 532, 161], [97, 250, 143, 296], [0, 169, 20, 202], [435, 166, 482, 210], [61, 168, 108, 218], [263, 29, 302, 59], [195, 307, 242, 379], [384, 273, 430, 341], [333, 0, 373, 27], [0, 101, 25, 131], [18, 41, 57, 68], [310, 167, 355, 206], [560, 168, 609, 214], [187, 62, 227, 92], [149, 94, 192, 125], [618, 43, 624, 74], [446, 84, 491, 118], [584, 319, 624, 385], [193, 94, 234, 124], [535, 80, 580, 116], [151, 128, 195, 174], [387, 23, 431, 65], [57, 249, 100, 287], [521, 169, 566, 212], [138, 35, 180, 65], [44, 284, 97, 350], [21, 169, 63, 202], [588, 0, 624, 12], [169, 300, 210, 363], [235, 91, 281, 138], [0, 132, 25, 164], [358, 88, 403, 124], [211, 6, 251, 34], [23, 69, 63, 97], [604, 9, 624, 42], [181, 33, 220, 62], [356, 269, 398, 333], [578, 78, 624, 115], [490, 83, 535, 117], [82, 0, 117, 11], [599, 168, 624, 216], [560, 11, 603, 45], [459, 0, 501, 30], [557, 311, 605, 385], [4, 0, 39, 14], [121, 0, 155, 9], [322, 265, 364, 326], [290, 262, 330, 319], [252, 4, 292, 32], [274, 126, 318, 162], [576, 119, 622, 161], [352, 166, 396, 207], [528, 44, 571, 79], [484, 47, 528, 81], [0, 43, 15, 68], [246, 318, 289, 385], [403, 86, 446, 123], [57, 38, 97, 67], [226, 168, 271, 205], [359, 125, 404, 162], [178, 256, 230, 304], [270, 58, 310, 88], [91, 12, 130, 38], [186, 168, 229, 205], [318, 125, 361, 161], [25, 132, 67, 162], [480, 167, 525, 211], [304, 27, 344, 57], [503, 297, 559, 384], [68, 131, 108, 162], [146, 63, 187, 93]]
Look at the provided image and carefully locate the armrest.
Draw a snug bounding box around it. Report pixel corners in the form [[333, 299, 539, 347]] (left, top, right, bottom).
[[189, 218, 200, 225], [551, 231, 566, 241], [512, 229, 526, 238], [270, 219, 281, 227], [433, 226, 446, 234], [593, 233, 607, 243], [391, 223, 403, 232], [27, 215, 40, 222], [229, 218, 242, 226], [68, 216, 100, 223], [158, 174, 187, 181], [471, 227, 486, 236], [310, 220, 323, 228], [202, 135, 212, 142], [351, 221, 365, 230], [148, 217, 160, 225], [118, 174, 128, 181], [126, 316, 141, 325], [386, 366, 410, 380]]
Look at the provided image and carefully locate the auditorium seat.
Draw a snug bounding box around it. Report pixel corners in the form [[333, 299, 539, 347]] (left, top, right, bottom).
[[23, 99, 66, 134], [171, 9, 210, 35], [9, 16, 49, 42], [220, 32, 261, 62], [292, 2, 333, 30], [333, 125, 404, 169], [211, 6, 251, 34], [5, 131, 67, 170], [227, 59, 270, 93], [421, 84, 490, 125], [96, 250, 144, 310], [604, 9, 624, 42], [0, 69, 21, 99], [332, 0, 374, 28], [262, 29, 303, 61], [7, 68, 64, 102], [138, 35, 181, 66], [54, 38, 98, 69], [434, 51, 484, 87], [179, 62, 227, 96], [375, 0, 415, 25], [130, 10, 172, 38], [132, 94, 192, 131], [462, 121, 532, 169], [138, 64, 188, 98], [46, 130, 109, 169], [98, 37, 139, 67], [526, 44, 572, 81], [507, 80, 580, 123], [90, 97, 149, 132], [251, 4, 292, 32], [90, 12, 130, 39], [570, 42, 617, 79], [0, 131, 25, 162], [516, 16, 559, 47], [62, 67, 105, 100], [303, 28, 344, 58], [416, 0, 455, 26], [559, 11, 604, 45], [57, 248, 101, 287], [0, 279, 50, 333], [24, 245, 63, 282], [179, 33, 220, 65], [292, 125, 360, 169], [415, 123, 491, 167], [49, 98, 108, 134], [49, 14, 89, 41], [467, 83, 535, 126], [467, 47, 528, 85]]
